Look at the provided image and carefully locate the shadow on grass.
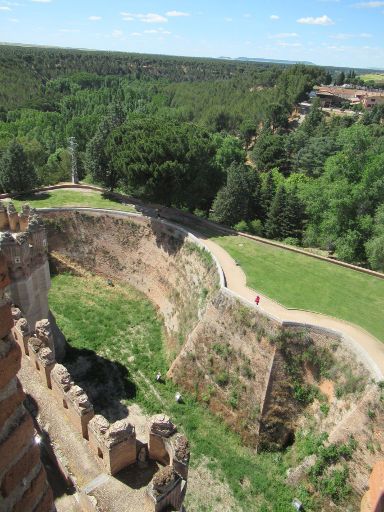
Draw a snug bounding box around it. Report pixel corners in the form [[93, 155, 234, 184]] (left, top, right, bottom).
[[13, 192, 52, 202], [63, 344, 137, 423]]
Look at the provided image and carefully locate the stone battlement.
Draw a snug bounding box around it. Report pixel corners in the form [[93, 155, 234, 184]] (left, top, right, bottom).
[[12, 307, 189, 511], [0, 252, 54, 512], [0, 206, 190, 511]]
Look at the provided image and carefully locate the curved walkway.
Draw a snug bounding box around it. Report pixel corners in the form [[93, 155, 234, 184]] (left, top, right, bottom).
[[36, 205, 384, 381]]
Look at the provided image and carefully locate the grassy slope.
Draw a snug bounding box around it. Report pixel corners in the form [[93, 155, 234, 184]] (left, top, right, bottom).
[[213, 235, 384, 341], [4, 189, 136, 213], [359, 73, 384, 84], [49, 273, 307, 512]]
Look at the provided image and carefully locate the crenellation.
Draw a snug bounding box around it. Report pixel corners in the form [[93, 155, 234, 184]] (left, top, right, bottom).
[[18, 204, 31, 232], [88, 416, 137, 474], [6, 202, 19, 232]]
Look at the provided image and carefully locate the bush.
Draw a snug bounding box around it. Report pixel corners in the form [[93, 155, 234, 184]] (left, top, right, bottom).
[[248, 219, 263, 236], [234, 220, 248, 232], [216, 371, 230, 387], [283, 237, 300, 246]]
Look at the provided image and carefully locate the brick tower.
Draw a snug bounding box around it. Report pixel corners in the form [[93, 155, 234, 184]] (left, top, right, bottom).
[[0, 251, 55, 512]]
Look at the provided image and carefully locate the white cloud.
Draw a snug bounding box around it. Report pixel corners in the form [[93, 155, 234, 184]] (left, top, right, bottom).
[[112, 29, 124, 39], [270, 15, 280, 20], [224, 17, 232, 22], [59, 28, 80, 33], [297, 15, 334, 25], [31, 0, 52, 3], [166, 10, 190, 17], [276, 41, 302, 47], [9, 17, 19, 22], [354, 1, 384, 6], [243, 13, 252, 18], [121, 12, 168, 24], [269, 32, 299, 39], [130, 32, 142, 37], [144, 28, 171, 35], [88, 16, 102, 21], [0, 6, 11, 10], [330, 32, 372, 39]]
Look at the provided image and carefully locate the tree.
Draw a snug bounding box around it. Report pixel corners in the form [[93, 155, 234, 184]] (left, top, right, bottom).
[[211, 164, 261, 226], [251, 131, 288, 173], [335, 71, 345, 86], [42, 147, 71, 185], [265, 185, 287, 240], [366, 205, 384, 271], [104, 115, 222, 211], [213, 134, 245, 171], [0, 140, 37, 193], [260, 171, 277, 221]]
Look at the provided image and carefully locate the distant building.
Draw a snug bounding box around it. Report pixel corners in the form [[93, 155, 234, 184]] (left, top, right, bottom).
[[313, 86, 384, 109]]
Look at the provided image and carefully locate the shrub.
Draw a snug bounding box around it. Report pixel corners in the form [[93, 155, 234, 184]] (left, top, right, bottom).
[[216, 371, 230, 387]]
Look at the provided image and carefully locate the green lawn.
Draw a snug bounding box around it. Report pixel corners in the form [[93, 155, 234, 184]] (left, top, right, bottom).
[[359, 73, 384, 85], [213, 235, 384, 341], [3, 189, 136, 213], [49, 273, 314, 512]]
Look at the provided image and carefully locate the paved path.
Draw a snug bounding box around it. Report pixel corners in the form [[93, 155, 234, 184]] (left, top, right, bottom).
[[37, 204, 384, 381], [201, 237, 384, 380]]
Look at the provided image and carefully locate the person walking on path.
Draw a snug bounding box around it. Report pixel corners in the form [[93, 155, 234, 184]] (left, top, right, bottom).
[[255, 295, 260, 306]]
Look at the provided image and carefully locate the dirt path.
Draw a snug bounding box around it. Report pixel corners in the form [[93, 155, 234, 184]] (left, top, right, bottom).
[[36, 201, 384, 381]]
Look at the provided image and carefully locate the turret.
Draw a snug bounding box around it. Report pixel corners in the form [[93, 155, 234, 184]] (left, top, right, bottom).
[[0, 231, 31, 281], [27, 214, 48, 268], [19, 203, 31, 232], [6, 202, 19, 232]]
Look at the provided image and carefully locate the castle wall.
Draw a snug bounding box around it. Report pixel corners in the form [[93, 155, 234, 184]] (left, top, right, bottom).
[[0, 253, 54, 512], [0, 202, 66, 361]]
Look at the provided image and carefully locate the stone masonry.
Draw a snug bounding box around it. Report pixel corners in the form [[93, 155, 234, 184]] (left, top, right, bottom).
[[1, 202, 190, 511], [0, 201, 65, 360], [0, 251, 55, 512]]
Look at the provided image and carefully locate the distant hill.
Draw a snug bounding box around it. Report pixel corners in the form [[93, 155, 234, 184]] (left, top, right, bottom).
[[218, 56, 315, 65]]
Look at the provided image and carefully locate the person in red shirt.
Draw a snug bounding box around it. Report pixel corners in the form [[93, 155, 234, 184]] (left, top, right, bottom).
[[255, 295, 260, 306]]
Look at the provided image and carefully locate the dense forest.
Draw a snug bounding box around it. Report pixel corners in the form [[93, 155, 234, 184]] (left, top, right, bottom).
[[1, 44, 384, 271]]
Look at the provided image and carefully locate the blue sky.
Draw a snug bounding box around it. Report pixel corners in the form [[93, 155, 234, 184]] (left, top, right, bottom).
[[0, 0, 383, 68]]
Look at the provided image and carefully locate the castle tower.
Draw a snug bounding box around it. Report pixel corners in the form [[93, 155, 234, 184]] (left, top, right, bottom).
[[0, 211, 51, 333], [0, 252, 55, 512]]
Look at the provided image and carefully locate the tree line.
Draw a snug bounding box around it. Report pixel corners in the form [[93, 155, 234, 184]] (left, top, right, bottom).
[[1, 45, 383, 270]]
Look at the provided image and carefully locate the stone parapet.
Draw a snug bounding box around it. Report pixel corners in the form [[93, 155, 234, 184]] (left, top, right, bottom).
[[147, 466, 187, 512], [28, 337, 55, 389], [88, 415, 137, 475], [51, 364, 94, 439]]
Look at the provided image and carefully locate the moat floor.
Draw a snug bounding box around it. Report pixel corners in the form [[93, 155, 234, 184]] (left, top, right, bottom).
[[19, 356, 156, 512]]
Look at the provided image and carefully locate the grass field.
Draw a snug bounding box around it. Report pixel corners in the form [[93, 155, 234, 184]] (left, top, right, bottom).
[[359, 73, 384, 85], [2, 189, 136, 213], [49, 272, 316, 512], [213, 235, 384, 341]]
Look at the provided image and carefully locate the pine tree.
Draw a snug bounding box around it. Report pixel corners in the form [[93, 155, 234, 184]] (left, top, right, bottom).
[[260, 171, 276, 222], [265, 185, 287, 240], [0, 140, 37, 193]]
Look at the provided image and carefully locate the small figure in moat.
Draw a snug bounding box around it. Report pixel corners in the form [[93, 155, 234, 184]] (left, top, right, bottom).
[[156, 372, 162, 382], [107, 279, 114, 287], [255, 295, 260, 306], [175, 392, 182, 403]]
